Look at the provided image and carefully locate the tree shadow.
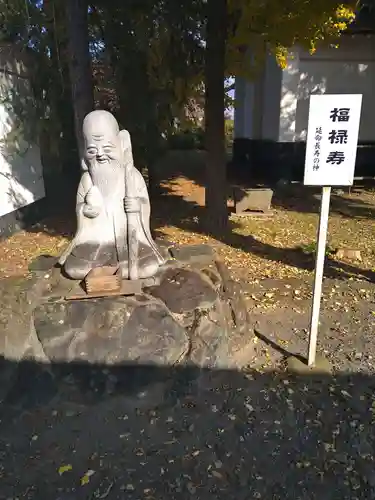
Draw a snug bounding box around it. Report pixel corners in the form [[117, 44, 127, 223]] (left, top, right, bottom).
[[17, 147, 375, 283], [0, 44, 80, 240], [210, 220, 375, 282], [152, 150, 375, 219], [148, 175, 375, 283], [1, 356, 375, 497], [271, 182, 375, 219], [148, 149, 375, 282]]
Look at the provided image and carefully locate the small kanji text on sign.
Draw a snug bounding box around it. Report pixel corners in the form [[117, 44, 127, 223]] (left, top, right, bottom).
[[313, 126, 322, 171]]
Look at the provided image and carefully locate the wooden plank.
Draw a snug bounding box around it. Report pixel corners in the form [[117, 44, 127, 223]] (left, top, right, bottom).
[[88, 266, 119, 277], [85, 275, 121, 294], [83, 266, 121, 294], [65, 278, 142, 301]]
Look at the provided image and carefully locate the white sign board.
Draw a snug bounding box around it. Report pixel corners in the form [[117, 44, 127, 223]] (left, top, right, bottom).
[[304, 94, 362, 186]]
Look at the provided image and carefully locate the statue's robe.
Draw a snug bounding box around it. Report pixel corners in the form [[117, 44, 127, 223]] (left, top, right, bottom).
[[59, 164, 164, 280]]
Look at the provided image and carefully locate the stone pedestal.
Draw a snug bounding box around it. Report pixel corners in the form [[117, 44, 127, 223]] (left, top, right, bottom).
[[0, 245, 255, 410], [233, 187, 274, 215], [31, 244, 255, 370]]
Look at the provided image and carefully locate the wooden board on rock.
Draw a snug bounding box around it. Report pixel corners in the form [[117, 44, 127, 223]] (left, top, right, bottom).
[[65, 266, 142, 300]]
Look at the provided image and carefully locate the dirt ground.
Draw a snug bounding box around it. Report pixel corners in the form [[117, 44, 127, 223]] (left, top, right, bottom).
[[0, 151, 375, 498], [1, 275, 375, 499], [0, 150, 374, 284]]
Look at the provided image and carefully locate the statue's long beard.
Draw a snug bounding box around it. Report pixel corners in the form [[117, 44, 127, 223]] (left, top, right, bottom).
[[89, 160, 125, 201]]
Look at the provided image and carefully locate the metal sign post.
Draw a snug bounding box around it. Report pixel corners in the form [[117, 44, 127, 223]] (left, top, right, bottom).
[[303, 94, 362, 366]]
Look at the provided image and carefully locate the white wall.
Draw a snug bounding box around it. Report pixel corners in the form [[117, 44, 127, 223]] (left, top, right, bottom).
[[234, 74, 257, 139], [235, 35, 375, 143], [234, 54, 282, 140], [261, 55, 282, 140], [279, 35, 375, 142], [0, 45, 45, 218]]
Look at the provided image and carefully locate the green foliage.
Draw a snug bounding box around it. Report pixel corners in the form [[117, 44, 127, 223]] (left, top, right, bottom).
[[225, 118, 234, 152], [91, 0, 205, 170], [300, 241, 335, 256], [168, 127, 205, 150], [0, 0, 363, 193]]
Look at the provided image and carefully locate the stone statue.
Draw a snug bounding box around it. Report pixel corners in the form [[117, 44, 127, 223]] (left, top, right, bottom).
[[58, 110, 165, 280]]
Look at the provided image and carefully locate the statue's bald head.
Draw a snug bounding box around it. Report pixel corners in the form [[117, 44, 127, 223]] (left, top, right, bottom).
[[83, 110, 120, 139], [82, 110, 124, 168]]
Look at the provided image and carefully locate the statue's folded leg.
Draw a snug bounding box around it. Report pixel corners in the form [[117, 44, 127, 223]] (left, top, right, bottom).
[[119, 254, 159, 280], [63, 254, 95, 280], [63, 242, 115, 280]]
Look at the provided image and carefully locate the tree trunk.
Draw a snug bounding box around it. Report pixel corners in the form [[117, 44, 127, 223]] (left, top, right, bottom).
[[42, 0, 77, 185], [64, 0, 94, 154], [204, 0, 228, 233], [114, 48, 164, 200]]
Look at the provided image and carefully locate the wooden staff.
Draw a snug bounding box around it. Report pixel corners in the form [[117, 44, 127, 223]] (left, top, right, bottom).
[[124, 157, 139, 281]]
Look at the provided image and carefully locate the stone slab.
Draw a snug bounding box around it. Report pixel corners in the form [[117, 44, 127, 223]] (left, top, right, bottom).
[[233, 187, 274, 214], [231, 210, 274, 218], [170, 244, 216, 265], [40, 269, 161, 301], [149, 267, 217, 314], [33, 294, 190, 366]]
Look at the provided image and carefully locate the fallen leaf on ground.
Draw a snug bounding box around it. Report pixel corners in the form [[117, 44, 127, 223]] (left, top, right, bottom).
[[81, 469, 95, 486], [58, 464, 73, 475]]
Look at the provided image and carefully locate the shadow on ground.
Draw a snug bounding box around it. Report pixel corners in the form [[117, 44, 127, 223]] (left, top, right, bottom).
[[24, 150, 375, 283], [151, 192, 375, 283], [1, 357, 375, 498], [153, 150, 375, 219], [272, 183, 375, 220]]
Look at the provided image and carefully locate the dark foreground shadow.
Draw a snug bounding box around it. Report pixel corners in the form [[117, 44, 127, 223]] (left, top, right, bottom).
[[1, 357, 375, 499]]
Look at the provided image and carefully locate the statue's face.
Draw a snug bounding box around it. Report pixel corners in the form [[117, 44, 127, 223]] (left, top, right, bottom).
[[84, 128, 123, 166]]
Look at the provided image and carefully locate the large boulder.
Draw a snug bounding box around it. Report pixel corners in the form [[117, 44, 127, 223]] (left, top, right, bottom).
[[33, 294, 190, 366], [31, 246, 254, 370], [0, 245, 255, 409]]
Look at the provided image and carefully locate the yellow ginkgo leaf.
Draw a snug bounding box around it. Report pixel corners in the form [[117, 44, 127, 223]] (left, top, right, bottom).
[[81, 469, 95, 486], [58, 464, 73, 476]]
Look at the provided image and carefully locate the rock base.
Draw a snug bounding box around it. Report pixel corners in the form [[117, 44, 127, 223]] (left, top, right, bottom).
[[0, 245, 255, 409], [32, 245, 254, 370]]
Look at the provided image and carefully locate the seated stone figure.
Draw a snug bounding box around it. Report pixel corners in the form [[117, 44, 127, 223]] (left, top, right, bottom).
[[58, 110, 165, 280]]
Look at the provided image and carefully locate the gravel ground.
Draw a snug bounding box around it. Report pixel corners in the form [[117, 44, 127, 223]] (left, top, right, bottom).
[[0, 276, 375, 499], [1, 368, 375, 499]]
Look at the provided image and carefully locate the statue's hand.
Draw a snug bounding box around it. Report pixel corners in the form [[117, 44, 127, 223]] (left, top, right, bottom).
[[83, 186, 102, 218], [85, 186, 102, 207], [124, 197, 141, 213], [83, 203, 101, 218]]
